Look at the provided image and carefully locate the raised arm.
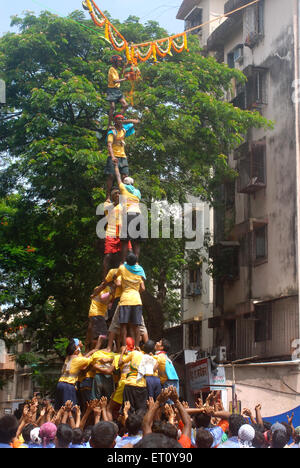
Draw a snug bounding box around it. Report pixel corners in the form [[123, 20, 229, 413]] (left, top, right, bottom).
[[113, 158, 122, 185], [169, 387, 192, 440]]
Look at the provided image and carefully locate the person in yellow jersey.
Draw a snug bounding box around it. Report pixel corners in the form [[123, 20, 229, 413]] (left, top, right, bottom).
[[118, 342, 148, 412], [105, 114, 140, 201], [86, 285, 114, 351], [154, 338, 179, 399], [90, 339, 116, 402], [102, 187, 123, 278], [115, 252, 146, 347], [106, 55, 129, 129], [54, 338, 102, 410], [107, 337, 135, 419], [113, 158, 145, 261]]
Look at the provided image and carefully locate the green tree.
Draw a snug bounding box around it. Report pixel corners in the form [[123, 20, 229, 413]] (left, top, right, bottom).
[[0, 11, 271, 352]]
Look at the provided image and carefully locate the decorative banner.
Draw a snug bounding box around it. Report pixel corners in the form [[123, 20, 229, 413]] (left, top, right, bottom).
[[82, 0, 188, 63]]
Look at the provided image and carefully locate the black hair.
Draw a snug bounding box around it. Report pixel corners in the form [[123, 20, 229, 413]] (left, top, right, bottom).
[[252, 430, 266, 448], [271, 429, 289, 448], [161, 338, 171, 353], [111, 186, 120, 195], [196, 428, 214, 448], [56, 423, 73, 448], [72, 428, 83, 445], [126, 252, 137, 266], [281, 422, 292, 440], [142, 340, 155, 355], [152, 420, 178, 440], [0, 415, 18, 444], [66, 342, 77, 357], [134, 433, 182, 448], [125, 410, 144, 436], [90, 421, 118, 448], [251, 423, 264, 433], [22, 424, 36, 444], [82, 425, 93, 444], [228, 414, 247, 437], [262, 420, 272, 431], [195, 412, 211, 429]]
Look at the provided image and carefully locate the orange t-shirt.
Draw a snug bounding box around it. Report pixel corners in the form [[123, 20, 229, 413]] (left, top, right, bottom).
[[178, 434, 192, 449]]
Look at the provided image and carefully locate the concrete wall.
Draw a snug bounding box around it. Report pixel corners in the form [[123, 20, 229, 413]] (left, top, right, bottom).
[[224, 361, 300, 419], [182, 196, 214, 351]]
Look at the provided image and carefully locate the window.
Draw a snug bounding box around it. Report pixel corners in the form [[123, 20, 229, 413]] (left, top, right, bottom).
[[236, 139, 266, 194], [188, 321, 202, 348], [209, 242, 240, 283], [186, 268, 202, 296], [227, 45, 244, 69], [254, 224, 268, 261], [184, 7, 203, 34], [242, 65, 268, 111], [244, 0, 265, 48], [254, 302, 272, 342]]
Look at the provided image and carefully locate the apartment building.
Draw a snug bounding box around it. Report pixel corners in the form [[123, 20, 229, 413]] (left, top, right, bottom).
[[176, 0, 300, 420]]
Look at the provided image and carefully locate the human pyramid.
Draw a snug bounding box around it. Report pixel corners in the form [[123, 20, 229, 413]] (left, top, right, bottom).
[[55, 54, 180, 422]]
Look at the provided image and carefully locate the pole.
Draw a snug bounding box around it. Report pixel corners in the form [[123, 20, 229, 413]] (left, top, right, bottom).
[[294, 0, 300, 346]]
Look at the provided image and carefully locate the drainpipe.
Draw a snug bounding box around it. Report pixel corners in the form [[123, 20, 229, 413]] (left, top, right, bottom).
[[294, 0, 300, 342]]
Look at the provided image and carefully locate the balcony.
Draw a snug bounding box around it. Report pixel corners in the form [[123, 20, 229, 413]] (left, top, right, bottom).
[[0, 354, 16, 372], [235, 140, 266, 194]]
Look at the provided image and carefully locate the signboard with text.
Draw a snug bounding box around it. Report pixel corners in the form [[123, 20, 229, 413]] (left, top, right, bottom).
[[187, 358, 226, 393]]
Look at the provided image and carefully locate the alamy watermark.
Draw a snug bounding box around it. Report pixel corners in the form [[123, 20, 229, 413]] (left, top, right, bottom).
[[96, 198, 205, 250]]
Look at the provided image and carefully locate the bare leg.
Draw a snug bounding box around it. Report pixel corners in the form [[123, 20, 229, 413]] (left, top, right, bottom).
[[106, 331, 116, 352], [131, 240, 141, 260], [107, 399, 121, 421], [141, 329, 149, 343], [106, 174, 114, 201], [134, 325, 141, 349], [108, 102, 115, 128], [119, 97, 129, 115], [120, 323, 127, 346]]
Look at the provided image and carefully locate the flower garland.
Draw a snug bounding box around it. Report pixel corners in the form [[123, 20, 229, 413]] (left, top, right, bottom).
[[83, 0, 189, 63]]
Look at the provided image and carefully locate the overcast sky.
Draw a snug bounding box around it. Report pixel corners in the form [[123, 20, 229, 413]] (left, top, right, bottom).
[[0, 0, 185, 37]]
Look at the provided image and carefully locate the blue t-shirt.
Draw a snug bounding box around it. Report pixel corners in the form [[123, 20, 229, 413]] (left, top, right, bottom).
[[218, 436, 240, 448], [115, 433, 142, 448]]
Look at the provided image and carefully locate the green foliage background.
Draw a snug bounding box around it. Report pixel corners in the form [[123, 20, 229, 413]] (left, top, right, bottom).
[[0, 10, 271, 368]]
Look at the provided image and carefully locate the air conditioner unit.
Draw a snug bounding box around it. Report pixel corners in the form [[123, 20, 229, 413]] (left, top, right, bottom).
[[212, 346, 227, 363]]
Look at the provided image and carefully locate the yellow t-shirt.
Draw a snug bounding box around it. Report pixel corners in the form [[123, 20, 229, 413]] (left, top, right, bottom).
[[107, 129, 127, 158], [89, 287, 111, 317], [122, 350, 146, 387], [105, 268, 122, 299], [116, 264, 143, 306], [104, 202, 122, 237], [119, 182, 141, 214], [91, 350, 116, 375], [108, 66, 120, 88], [155, 353, 168, 385], [59, 355, 93, 385]]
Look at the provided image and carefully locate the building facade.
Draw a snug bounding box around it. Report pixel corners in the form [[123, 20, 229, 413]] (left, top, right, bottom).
[[177, 0, 300, 419]]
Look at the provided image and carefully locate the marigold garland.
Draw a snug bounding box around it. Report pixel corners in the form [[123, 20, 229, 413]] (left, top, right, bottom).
[[83, 0, 189, 63]]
